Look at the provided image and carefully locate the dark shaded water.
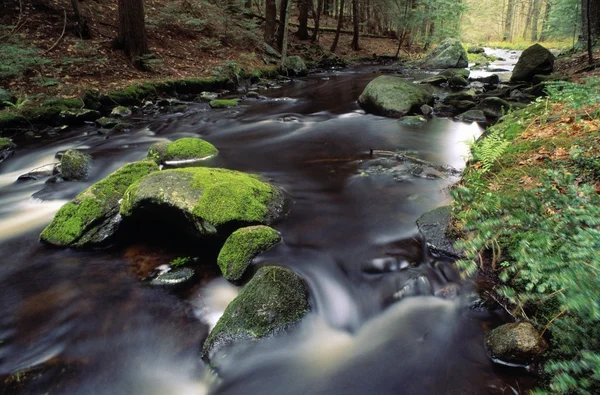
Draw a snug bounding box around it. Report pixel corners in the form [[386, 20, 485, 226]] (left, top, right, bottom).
[[0, 64, 532, 394]]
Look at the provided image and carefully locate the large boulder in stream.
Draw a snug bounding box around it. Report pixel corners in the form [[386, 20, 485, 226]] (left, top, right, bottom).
[[147, 137, 218, 165], [421, 38, 469, 69], [40, 161, 159, 247], [486, 322, 548, 365], [61, 149, 92, 181], [217, 225, 281, 282], [510, 44, 555, 82], [120, 168, 283, 236], [358, 76, 434, 118], [202, 266, 309, 362]]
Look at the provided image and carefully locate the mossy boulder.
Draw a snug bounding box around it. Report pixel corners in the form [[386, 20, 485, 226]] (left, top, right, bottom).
[[217, 226, 281, 281], [202, 266, 309, 360], [209, 99, 239, 109], [0, 137, 16, 164], [61, 149, 92, 181], [359, 76, 434, 118], [421, 38, 468, 69], [21, 98, 83, 125], [110, 106, 132, 118], [449, 75, 469, 88], [510, 44, 555, 82], [120, 168, 283, 237], [40, 161, 159, 247], [419, 75, 448, 86], [96, 117, 119, 129], [59, 109, 101, 125], [486, 322, 548, 364], [147, 138, 218, 165], [282, 56, 308, 76]]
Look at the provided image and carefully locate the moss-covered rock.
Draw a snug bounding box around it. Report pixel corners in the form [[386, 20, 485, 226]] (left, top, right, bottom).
[[59, 109, 101, 125], [486, 322, 548, 364], [0, 137, 16, 164], [96, 117, 119, 129], [21, 98, 83, 125], [202, 266, 309, 360], [358, 76, 434, 118], [439, 69, 470, 79], [209, 99, 239, 109], [110, 106, 132, 118], [217, 226, 281, 281], [40, 161, 159, 247], [120, 168, 283, 236], [421, 38, 468, 69], [61, 149, 92, 181], [147, 137, 218, 165], [510, 44, 555, 82], [282, 55, 308, 76]]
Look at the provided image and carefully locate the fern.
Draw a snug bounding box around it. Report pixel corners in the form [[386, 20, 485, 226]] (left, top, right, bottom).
[[471, 132, 510, 173]]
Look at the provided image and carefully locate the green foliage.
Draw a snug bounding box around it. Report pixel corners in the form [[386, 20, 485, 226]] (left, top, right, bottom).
[[170, 256, 192, 268], [545, 78, 600, 111], [0, 42, 49, 79], [469, 132, 510, 173]]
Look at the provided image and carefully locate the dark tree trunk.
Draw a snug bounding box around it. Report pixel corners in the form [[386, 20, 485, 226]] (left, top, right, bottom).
[[265, 0, 277, 46], [71, 0, 91, 39], [351, 0, 359, 50], [297, 0, 310, 40], [582, 0, 600, 42], [115, 0, 149, 63], [587, 0, 594, 64], [330, 0, 345, 52], [277, 0, 289, 51], [312, 0, 324, 42], [540, 0, 552, 41]]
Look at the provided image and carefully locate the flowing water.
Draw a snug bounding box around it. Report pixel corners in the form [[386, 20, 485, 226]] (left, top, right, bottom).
[[0, 58, 534, 394]]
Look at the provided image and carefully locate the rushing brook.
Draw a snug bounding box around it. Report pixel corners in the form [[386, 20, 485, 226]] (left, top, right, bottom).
[[0, 51, 533, 394]]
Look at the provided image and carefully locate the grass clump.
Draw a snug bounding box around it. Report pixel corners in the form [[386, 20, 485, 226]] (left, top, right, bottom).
[[147, 137, 218, 164], [217, 225, 281, 281], [452, 78, 600, 394]]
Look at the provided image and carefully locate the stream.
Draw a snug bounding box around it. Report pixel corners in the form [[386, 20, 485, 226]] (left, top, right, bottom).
[[0, 49, 534, 394]]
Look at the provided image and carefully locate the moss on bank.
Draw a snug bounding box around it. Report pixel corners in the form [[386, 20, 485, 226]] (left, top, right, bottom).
[[209, 99, 239, 109], [147, 138, 218, 164]]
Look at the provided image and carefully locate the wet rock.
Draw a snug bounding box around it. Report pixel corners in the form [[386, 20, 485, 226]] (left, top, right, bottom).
[[468, 46, 485, 54], [446, 100, 476, 112], [0, 137, 16, 164], [59, 109, 101, 124], [209, 99, 239, 109], [393, 276, 433, 300], [443, 91, 476, 102], [202, 266, 309, 361], [411, 165, 446, 179], [147, 137, 218, 165], [416, 206, 462, 258], [421, 38, 469, 69], [263, 42, 282, 59], [433, 103, 459, 118], [420, 104, 433, 117], [96, 117, 119, 129], [469, 74, 500, 85], [532, 74, 553, 84], [510, 44, 555, 82], [282, 56, 308, 77], [170, 104, 188, 113], [359, 76, 434, 118], [398, 115, 427, 127], [486, 322, 548, 365], [246, 91, 260, 99], [0, 88, 16, 108], [420, 75, 448, 86], [120, 168, 283, 237], [476, 97, 511, 119], [61, 149, 92, 181], [449, 75, 469, 88], [110, 106, 132, 118], [17, 163, 57, 182], [439, 69, 470, 79], [197, 92, 219, 102], [217, 225, 281, 282], [150, 267, 195, 289], [455, 109, 487, 123], [40, 161, 159, 248]]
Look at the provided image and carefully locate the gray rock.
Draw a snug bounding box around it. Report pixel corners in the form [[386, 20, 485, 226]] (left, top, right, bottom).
[[96, 117, 120, 129], [510, 44, 555, 82], [263, 42, 282, 59], [197, 92, 219, 102], [421, 38, 469, 69], [439, 69, 470, 79], [110, 106, 132, 118], [17, 163, 57, 181], [443, 91, 476, 102], [420, 75, 448, 86], [476, 97, 511, 119], [359, 76, 434, 118], [486, 322, 548, 365], [455, 109, 487, 123], [469, 75, 500, 85], [246, 91, 260, 99], [446, 100, 476, 112], [282, 56, 308, 77], [420, 104, 433, 117], [59, 109, 101, 125], [61, 149, 92, 181], [416, 206, 462, 258], [449, 75, 469, 87], [150, 267, 195, 288], [398, 116, 427, 127], [433, 103, 459, 118]]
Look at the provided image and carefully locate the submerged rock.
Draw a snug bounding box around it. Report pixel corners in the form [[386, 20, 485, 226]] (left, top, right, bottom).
[[358, 76, 433, 118], [398, 116, 427, 127], [150, 267, 195, 289], [486, 322, 548, 365], [61, 149, 92, 181], [217, 225, 281, 282], [147, 137, 218, 165], [421, 38, 469, 69], [202, 266, 309, 361], [0, 137, 16, 164], [40, 161, 159, 247], [120, 168, 283, 237], [416, 206, 461, 258], [510, 44, 555, 82], [282, 56, 308, 76]]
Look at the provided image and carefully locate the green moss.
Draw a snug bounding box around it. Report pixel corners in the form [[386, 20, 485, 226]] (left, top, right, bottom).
[[217, 226, 281, 281], [0, 137, 15, 150], [202, 266, 309, 358], [147, 138, 218, 164], [61, 149, 92, 181], [40, 161, 159, 247], [209, 99, 239, 109], [19, 98, 83, 124], [0, 111, 24, 129]]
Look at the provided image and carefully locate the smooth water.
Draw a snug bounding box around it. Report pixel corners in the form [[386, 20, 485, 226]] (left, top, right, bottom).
[[0, 62, 533, 394]]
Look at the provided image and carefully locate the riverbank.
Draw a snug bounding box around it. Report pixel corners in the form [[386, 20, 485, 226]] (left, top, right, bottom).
[[450, 74, 600, 392]]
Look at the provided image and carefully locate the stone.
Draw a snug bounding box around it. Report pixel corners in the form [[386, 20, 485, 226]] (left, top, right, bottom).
[[476, 97, 511, 119], [120, 168, 283, 237], [246, 91, 260, 99], [0, 137, 16, 164], [147, 137, 218, 165], [59, 109, 101, 124], [455, 109, 487, 123], [358, 76, 434, 118], [282, 56, 308, 77], [443, 91, 476, 102], [96, 117, 120, 129], [150, 267, 195, 289], [439, 69, 470, 79], [40, 161, 159, 247], [202, 266, 309, 361], [469, 75, 500, 85], [110, 106, 132, 118], [61, 149, 92, 181], [468, 47, 485, 54], [17, 163, 57, 181], [433, 103, 459, 118], [421, 38, 469, 69], [446, 100, 476, 112], [420, 104, 433, 117], [197, 92, 219, 102], [171, 104, 188, 113], [416, 206, 462, 258], [263, 42, 282, 59], [419, 75, 448, 86], [486, 322, 548, 365], [398, 116, 427, 127], [449, 75, 469, 88], [510, 44, 555, 82], [209, 99, 239, 109], [217, 225, 281, 282]]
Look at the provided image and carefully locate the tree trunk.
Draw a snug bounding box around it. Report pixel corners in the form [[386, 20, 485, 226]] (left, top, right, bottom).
[[115, 0, 149, 64], [522, 0, 533, 40], [277, 0, 289, 51], [582, 0, 600, 42], [265, 0, 277, 46], [281, 0, 292, 59], [587, 0, 593, 64], [330, 0, 345, 52], [540, 0, 552, 41], [504, 0, 516, 41], [297, 0, 310, 40], [71, 0, 91, 39], [351, 0, 359, 50], [530, 0, 542, 41], [245, 0, 252, 8], [312, 0, 324, 42]]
